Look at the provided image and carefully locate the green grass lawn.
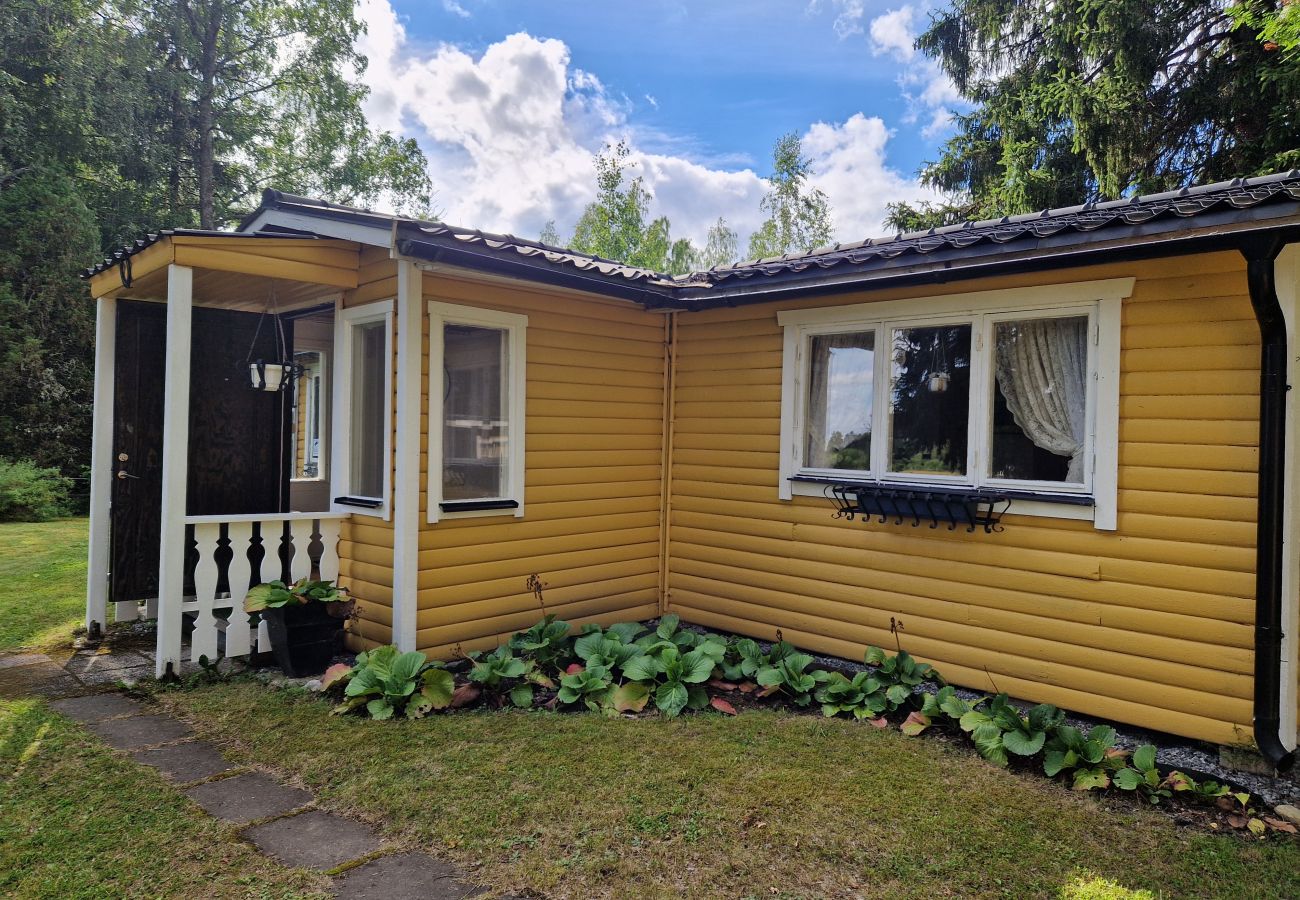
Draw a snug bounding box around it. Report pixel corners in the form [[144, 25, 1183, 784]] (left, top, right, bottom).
[[159, 682, 1300, 900], [0, 697, 331, 899], [0, 518, 89, 651]]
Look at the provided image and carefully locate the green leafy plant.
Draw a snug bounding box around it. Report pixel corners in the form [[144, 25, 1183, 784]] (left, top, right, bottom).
[[467, 645, 544, 708], [1043, 724, 1126, 789], [244, 577, 348, 612], [815, 671, 889, 720], [508, 614, 574, 670], [902, 685, 974, 735], [864, 646, 938, 708], [621, 644, 715, 716], [755, 642, 830, 707], [718, 637, 768, 682], [638, 614, 701, 650], [959, 694, 1064, 766], [1112, 744, 1196, 805], [555, 664, 614, 712], [0, 459, 71, 521], [574, 626, 645, 671], [331, 646, 453, 720]]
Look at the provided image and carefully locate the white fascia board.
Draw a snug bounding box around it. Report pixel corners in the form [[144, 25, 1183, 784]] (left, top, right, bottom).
[[239, 208, 394, 247]]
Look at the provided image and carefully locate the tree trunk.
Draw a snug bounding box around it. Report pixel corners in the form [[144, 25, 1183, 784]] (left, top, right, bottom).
[[195, 0, 222, 229]]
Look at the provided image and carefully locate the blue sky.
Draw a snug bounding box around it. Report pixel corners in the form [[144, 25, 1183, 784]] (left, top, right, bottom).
[[358, 0, 957, 249]]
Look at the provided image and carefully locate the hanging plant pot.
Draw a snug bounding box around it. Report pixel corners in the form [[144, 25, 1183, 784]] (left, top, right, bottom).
[[928, 372, 951, 393], [248, 359, 294, 392]]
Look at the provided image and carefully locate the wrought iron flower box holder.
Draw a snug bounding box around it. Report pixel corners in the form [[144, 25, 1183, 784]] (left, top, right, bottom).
[[825, 482, 1011, 533]]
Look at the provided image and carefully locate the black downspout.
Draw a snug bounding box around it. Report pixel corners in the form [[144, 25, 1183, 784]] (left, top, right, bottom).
[[1242, 234, 1297, 773]]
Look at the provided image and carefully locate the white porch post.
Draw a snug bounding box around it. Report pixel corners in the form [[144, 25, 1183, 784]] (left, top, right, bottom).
[[155, 265, 193, 678], [85, 297, 116, 636], [391, 259, 422, 653]]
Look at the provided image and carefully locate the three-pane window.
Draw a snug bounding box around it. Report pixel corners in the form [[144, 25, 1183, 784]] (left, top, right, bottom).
[[796, 306, 1097, 493]]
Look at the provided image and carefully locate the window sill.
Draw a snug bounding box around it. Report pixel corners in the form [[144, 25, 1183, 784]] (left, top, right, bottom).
[[786, 476, 1095, 522], [432, 498, 524, 522], [333, 496, 389, 520]]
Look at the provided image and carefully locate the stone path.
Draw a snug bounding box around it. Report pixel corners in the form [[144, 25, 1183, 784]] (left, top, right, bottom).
[[3, 648, 500, 899]]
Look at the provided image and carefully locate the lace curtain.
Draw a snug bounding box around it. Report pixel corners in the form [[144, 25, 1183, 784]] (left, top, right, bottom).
[[805, 332, 874, 468], [994, 317, 1088, 482]]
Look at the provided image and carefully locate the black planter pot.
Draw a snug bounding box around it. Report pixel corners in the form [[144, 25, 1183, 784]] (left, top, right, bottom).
[[261, 601, 348, 677]]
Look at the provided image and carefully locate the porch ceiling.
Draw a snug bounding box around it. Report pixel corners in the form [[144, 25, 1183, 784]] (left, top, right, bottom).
[[87, 233, 361, 310]]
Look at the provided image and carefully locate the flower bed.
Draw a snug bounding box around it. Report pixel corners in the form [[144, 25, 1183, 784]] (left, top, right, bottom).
[[319, 614, 1298, 839]]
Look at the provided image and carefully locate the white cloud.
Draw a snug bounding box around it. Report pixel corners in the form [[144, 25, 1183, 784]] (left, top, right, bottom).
[[442, 0, 470, 18], [355, 0, 932, 251], [866, 5, 964, 141], [804, 113, 938, 240]]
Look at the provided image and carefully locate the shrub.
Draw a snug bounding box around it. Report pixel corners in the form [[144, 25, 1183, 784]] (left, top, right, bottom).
[[0, 459, 70, 521]]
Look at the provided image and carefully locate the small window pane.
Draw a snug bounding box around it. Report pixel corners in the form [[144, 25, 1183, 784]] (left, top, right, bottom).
[[991, 316, 1088, 483], [889, 323, 971, 476], [349, 321, 387, 498], [443, 324, 508, 501], [293, 351, 324, 479], [804, 331, 874, 471]]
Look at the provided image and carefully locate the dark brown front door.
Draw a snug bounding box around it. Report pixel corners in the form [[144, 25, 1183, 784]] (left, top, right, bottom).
[[110, 301, 292, 604]]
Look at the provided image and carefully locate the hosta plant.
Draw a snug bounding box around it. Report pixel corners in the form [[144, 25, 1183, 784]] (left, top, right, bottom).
[[755, 643, 830, 706], [331, 646, 453, 720], [574, 627, 645, 672], [621, 644, 715, 716], [244, 577, 348, 612], [555, 664, 614, 712], [718, 637, 768, 682], [901, 685, 973, 735], [959, 694, 1064, 766], [467, 645, 547, 708], [508, 614, 574, 670], [1112, 744, 1196, 804], [1043, 724, 1126, 789], [864, 646, 937, 708], [815, 671, 889, 720]]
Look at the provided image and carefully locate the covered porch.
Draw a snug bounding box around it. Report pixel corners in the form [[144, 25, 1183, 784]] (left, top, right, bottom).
[[84, 232, 364, 677]]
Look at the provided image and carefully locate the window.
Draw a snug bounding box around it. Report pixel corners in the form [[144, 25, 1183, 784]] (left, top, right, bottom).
[[428, 301, 527, 521], [292, 350, 327, 480], [778, 279, 1132, 528], [333, 301, 392, 516]]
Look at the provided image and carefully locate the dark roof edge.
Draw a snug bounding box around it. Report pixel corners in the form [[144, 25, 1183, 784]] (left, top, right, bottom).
[[684, 206, 1300, 309], [394, 237, 688, 308]]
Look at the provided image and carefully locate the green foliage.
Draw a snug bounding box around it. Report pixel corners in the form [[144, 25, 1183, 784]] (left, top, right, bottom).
[[719, 637, 769, 682], [621, 644, 716, 717], [332, 646, 451, 720], [814, 671, 889, 720], [864, 646, 938, 707], [243, 577, 347, 612], [1043, 724, 1126, 790], [887, 0, 1300, 232], [958, 694, 1064, 767], [467, 645, 541, 708], [555, 664, 614, 712], [1111, 744, 1194, 805], [0, 459, 71, 521], [746, 133, 833, 260], [573, 625, 645, 671], [508, 614, 574, 670], [754, 642, 830, 707]]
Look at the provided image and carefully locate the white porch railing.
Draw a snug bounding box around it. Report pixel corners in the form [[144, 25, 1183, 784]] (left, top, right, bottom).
[[171, 512, 348, 669]]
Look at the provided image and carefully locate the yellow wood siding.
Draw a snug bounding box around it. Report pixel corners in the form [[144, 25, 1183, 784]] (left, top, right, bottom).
[[665, 251, 1261, 746]]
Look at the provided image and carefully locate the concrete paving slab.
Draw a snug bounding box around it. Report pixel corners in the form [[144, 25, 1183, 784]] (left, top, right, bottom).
[[0, 663, 87, 699], [73, 662, 153, 687], [184, 772, 312, 824], [333, 852, 482, 899], [0, 652, 51, 670], [244, 810, 383, 870], [49, 693, 144, 723], [131, 740, 234, 782], [87, 713, 193, 749], [63, 650, 151, 677]]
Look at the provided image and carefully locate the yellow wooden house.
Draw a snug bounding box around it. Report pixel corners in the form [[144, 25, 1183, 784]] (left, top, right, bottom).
[[83, 173, 1300, 767]]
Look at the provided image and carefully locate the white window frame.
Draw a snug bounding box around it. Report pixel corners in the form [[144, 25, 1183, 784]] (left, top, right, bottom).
[[332, 299, 393, 519], [427, 300, 528, 523], [291, 349, 328, 483], [778, 278, 1133, 529]]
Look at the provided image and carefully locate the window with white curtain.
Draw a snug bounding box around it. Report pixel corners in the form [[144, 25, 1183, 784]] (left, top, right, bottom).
[[778, 279, 1131, 527], [428, 300, 527, 521]]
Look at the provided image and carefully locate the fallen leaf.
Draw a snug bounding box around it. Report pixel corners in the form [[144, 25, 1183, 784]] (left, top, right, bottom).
[[1264, 817, 1298, 833], [708, 679, 738, 691], [868, 717, 889, 729], [737, 681, 758, 694], [449, 683, 481, 708], [1226, 814, 1249, 829], [710, 696, 737, 716], [565, 663, 585, 675]]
